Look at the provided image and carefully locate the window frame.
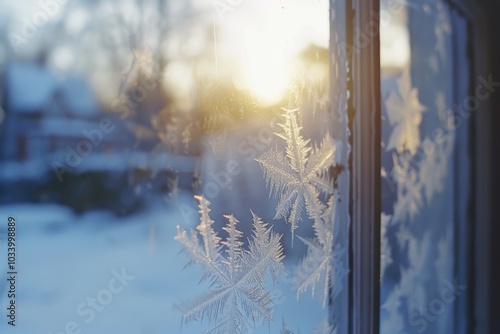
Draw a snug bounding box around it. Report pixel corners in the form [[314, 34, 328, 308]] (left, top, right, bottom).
[[345, 0, 381, 334], [332, 0, 493, 333], [460, 1, 492, 333]]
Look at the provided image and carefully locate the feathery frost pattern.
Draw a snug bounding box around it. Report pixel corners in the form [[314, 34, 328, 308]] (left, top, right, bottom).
[[293, 194, 347, 309], [281, 319, 295, 334], [256, 107, 345, 310], [175, 196, 285, 333], [256, 108, 337, 236]]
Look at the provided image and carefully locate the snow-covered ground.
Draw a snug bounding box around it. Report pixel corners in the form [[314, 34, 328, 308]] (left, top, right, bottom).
[[0, 191, 326, 334]]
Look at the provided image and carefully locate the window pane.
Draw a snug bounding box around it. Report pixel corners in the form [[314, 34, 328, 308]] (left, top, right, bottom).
[[181, 1, 348, 332], [0, 1, 348, 333], [380, 1, 471, 333]]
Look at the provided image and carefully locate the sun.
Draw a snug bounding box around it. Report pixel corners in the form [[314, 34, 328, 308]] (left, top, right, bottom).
[[235, 29, 293, 106], [219, 0, 329, 107]]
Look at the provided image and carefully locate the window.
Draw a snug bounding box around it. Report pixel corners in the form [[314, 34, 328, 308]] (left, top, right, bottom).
[[346, 0, 490, 333], [380, 1, 472, 333], [170, 0, 488, 332], [0, 0, 495, 333]]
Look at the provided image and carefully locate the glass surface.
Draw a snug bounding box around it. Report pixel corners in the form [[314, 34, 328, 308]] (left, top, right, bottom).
[[0, 1, 347, 333], [380, 1, 471, 333]]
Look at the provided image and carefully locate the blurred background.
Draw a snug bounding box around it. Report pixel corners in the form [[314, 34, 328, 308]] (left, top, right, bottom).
[[0, 0, 333, 333], [0, 0, 330, 215]]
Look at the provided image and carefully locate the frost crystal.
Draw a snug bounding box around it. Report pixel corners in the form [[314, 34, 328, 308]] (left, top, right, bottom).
[[281, 319, 294, 334], [293, 194, 347, 309], [391, 154, 423, 223], [385, 70, 426, 154], [175, 196, 285, 333], [256, 108, 337, 236]]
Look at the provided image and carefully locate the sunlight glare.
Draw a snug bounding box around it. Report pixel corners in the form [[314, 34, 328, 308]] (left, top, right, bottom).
[[221, 0, 329, 106], [235, 28, 292, 106]]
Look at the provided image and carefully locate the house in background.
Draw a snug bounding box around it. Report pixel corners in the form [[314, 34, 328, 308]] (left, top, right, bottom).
[[0, 62, 193, 213], [0, 62, 130, 165]]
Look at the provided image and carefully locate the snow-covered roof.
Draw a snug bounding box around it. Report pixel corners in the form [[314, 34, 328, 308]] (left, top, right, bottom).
[[4, 62, 100, 117], [5, 62, 58, 113]]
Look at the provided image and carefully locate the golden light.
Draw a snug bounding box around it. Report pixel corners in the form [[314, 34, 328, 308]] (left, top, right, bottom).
[[233, 27, 293, 106], [161, 0, 329, 111], [219, 0, 329, 106], [243, 55, 290, 106]]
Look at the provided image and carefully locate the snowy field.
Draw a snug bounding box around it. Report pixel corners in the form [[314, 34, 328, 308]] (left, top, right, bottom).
[[0, 190, 325, 334]]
